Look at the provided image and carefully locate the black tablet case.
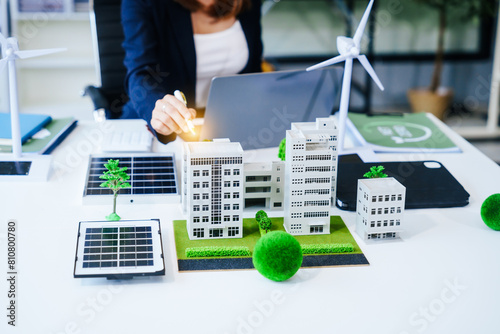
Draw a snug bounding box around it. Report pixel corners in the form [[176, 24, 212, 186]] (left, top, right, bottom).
[[336, 155, 470, 211]]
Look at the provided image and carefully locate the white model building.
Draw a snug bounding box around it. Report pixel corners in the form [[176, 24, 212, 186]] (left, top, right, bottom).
[[356, 177, 406, 240], [243, 161, 285, 210], [283, 117, 339, 235], [182, 139, 244, 240]]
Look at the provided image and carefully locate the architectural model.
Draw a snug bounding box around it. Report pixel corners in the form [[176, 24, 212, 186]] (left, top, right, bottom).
[[243, 161, 284, 210], [182, 139, 244, 240], [283, 117, 339, 235], [356, 177, 406, 240]]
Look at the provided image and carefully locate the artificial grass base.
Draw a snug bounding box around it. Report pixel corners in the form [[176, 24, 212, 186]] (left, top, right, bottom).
[[173, 216, 369, 271]]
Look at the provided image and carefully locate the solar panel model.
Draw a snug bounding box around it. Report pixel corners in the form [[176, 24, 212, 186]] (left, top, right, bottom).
[[74, 219, 165, 279], [83, 153, 179, 205]]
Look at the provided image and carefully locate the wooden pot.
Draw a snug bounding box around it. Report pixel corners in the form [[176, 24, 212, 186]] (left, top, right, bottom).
[[407, 88, 453, 120]]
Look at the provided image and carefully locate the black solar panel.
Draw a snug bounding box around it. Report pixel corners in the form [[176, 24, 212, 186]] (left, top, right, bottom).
[[74, 220, 165, 279], [82, 153, 179, 204]]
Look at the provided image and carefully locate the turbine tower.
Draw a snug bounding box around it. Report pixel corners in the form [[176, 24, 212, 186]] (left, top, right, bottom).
[[307, 0, 384, 152]]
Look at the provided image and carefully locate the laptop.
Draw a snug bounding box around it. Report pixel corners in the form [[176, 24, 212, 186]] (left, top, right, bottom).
[[196, 68, 343, 150]]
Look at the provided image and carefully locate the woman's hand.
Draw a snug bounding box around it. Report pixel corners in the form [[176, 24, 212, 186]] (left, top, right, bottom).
[[151, 94, 196, 136]]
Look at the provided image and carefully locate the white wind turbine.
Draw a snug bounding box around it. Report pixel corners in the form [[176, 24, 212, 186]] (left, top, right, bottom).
[[307, 0, 384, 152], [0, 32, 65, 181]]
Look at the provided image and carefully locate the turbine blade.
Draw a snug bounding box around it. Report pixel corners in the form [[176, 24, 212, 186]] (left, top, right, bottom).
[[306, 54, 349, 71], [357, 54, 384, 91], [15, 48, 66, 59], [353, 0, 374, 48]]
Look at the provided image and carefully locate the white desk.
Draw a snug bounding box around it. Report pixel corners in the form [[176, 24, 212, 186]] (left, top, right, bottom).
[[1, 118, 500, 334]]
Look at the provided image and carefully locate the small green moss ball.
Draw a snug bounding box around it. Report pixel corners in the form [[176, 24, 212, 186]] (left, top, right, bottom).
[[481, 194, 500, 230], [252, 231, 303, 282]]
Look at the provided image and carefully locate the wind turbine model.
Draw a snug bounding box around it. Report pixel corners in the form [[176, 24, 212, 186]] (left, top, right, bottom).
[[307, 0, 384, 152], [0, 32, 65, 181]]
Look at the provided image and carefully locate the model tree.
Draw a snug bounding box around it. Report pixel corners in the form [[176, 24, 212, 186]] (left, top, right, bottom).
[[278, 138, 286, 161], [255, 210, 272, 235], [363, 165, 388, 179], [100, 159, 131, 221]]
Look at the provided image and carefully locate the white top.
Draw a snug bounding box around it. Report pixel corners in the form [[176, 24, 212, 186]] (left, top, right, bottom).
[[193, 20, 249, 108]]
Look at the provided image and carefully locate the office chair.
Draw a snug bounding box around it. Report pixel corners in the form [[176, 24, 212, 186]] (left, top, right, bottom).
[[84, 0, 128, 121]]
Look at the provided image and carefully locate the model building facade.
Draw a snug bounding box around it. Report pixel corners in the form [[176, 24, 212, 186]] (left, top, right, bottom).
[[243, 161, 285, 210], [283, 118, 339, 235], [182, 139, 244, 240], [356, 177, 406, 240]]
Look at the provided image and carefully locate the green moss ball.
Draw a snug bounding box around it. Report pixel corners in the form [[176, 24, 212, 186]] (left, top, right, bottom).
[[481, 194, 500, 231], [252, 231, 303, 282]]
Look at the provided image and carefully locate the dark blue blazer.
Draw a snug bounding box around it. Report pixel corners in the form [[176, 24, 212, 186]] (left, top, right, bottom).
[[121, 0, 263, 136]]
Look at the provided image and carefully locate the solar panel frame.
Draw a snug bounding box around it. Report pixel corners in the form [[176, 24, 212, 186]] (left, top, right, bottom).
[[82, 153, 180, 205], [74, 219, 165, 279]]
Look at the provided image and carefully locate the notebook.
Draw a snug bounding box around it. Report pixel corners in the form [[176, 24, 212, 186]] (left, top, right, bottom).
[[0, 113, 52, 145], [196, 68, 343, 150]]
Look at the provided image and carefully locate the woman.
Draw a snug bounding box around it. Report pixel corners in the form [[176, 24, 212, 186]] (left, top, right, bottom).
[[121, 0, 263, 143]]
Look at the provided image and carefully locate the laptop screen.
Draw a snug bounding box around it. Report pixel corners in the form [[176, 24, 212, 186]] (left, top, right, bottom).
[[199, 67, 343, 150]]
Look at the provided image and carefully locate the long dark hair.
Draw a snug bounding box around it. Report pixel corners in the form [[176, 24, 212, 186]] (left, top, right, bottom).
[[174, 0, 252, 19]]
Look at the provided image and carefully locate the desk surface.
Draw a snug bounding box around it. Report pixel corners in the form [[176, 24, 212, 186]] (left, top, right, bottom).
[[1, 116, 500, 334]]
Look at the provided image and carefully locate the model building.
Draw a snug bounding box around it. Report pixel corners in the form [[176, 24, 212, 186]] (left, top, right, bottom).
[[182, 139, 244, 240], [283, 117, 339, 235], [356, 177, 406, 240]]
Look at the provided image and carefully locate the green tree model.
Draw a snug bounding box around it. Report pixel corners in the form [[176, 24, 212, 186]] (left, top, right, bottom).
[[255, 210, 271, 235], [99, 159, 131, 221], [363, 165, 388, 179], [278, 138, 286, 161]]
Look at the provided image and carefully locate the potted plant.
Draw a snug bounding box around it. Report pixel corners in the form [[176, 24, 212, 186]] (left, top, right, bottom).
[[407, 0, 497, 120]]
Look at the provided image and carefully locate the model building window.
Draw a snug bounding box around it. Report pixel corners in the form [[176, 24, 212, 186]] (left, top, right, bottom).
[[370, 221, 375, 227], [274, 202, 282, 208], [224, 169, 231, 176], [224, 193, 230, 199], [233, 204, 239, 210], [193, 205, 200, 211], [233, 192, 239, 199], [233, 215, 239, 221], [228, 227, 239, 236], [377, 221, 381, 227], [372, 196, 376, 202], [193, 194, 200, 200], [224, 204, 230, 210], [277, 177, 281, 182], [202, 193, 209, 200], [276, 188, 281, 193], [396, 219, 401, 226], [201, 182, 209, 188], [398, 194, 402, 201], [193, 228, 204, 238], [377, 208, 382, 215], [384, 208, 389, 214], [391, 194, 396, 201], [202, 170, 209, 176], [193, 170, 200, 177], [202, 205, 209, 211], [233, 169, 240, 175], [371, 208, 376, 215], [390, 207, 395, 214], [193, 217, 200, 223], [202, 216, 209, 223], [224, 215, 230, 222], [209, 228, 223, 238], [193, 182, 200, 188], [233, 181, 240, 187], [390, 220, 394, 226], [397, 207, 401, 213], [378, 195, 383, 202], [224, 181, 230, 187], [310, 225, 324, 234], [384, 220, 388, 227]]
